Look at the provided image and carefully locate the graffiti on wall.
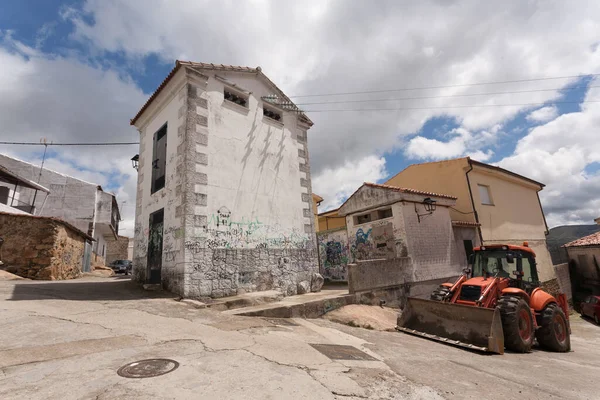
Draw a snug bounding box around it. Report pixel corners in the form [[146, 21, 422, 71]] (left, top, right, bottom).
[[186, 206, 312, 251], [350, 221, 396, 261], [317, 229, 350, 281]]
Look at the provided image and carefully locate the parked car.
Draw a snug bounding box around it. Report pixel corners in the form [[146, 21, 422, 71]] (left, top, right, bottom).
[[109, 260, 132, 275], [580, 295, 600, 324]]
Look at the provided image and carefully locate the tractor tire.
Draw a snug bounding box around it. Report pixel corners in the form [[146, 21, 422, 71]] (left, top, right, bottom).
[[430, 286, 451, 302], [536, 303, 570, 352], [497, 295, 534, 353]]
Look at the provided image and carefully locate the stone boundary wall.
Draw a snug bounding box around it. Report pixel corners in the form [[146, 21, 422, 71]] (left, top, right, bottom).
[[348, 257, 458, 294], [0, 212, 88, 279], [348, 257, 413, 293]]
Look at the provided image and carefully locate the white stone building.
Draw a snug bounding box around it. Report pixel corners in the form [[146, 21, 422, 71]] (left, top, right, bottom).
[[0, 154, 120, 267], [130, 61, 319, 298], [337, 182, 467, 285]]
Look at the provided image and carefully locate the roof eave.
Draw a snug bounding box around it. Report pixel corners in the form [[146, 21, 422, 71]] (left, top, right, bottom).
[[468, 158, 545, 188], [130, 60, 313, 127]]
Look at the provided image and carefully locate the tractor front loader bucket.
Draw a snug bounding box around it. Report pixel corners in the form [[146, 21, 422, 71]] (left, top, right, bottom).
[[396, 297, 505, 354]]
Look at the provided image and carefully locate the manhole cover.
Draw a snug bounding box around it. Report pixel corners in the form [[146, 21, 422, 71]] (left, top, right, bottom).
[[310, 344, 377, 361], [117, 359, 179, 378], [264, 318, 298, 326]]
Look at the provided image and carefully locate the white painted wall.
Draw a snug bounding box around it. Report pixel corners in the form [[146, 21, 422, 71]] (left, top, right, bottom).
[[401, 202, 463, 282], [133, 66, 317, 298], [93, 232, 107, 258], [133, 69, 187, 291], [198, 72, 311, 248]]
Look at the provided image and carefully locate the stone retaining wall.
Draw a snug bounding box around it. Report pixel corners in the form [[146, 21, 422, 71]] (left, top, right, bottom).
[[0, 212, 88, 280]]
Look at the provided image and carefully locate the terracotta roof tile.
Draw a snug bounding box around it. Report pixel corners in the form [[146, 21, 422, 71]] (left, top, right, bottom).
[[131, 60, 313, 126], [363, 182, 457, 200], [564, 231, 600, 247]]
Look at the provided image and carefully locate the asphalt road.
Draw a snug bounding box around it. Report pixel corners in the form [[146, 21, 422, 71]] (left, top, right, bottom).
[[0, 276, 598, 399]]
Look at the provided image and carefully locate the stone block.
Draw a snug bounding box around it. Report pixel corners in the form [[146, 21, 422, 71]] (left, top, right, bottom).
[[297, 280, 310, 294], [311, 272, 324, 292]]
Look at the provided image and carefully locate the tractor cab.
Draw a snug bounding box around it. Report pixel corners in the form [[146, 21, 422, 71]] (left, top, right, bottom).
[[470, 244, 539, 293]]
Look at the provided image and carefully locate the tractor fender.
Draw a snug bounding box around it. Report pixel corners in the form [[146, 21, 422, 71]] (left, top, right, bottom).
[[501, 288, 530, 303], [529, 288, 556, 312], [441, 283, 453, 288]]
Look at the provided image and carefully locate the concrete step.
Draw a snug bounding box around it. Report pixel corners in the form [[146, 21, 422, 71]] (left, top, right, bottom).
[[204, 290, 284, 311], [223, 289, 355, 318]]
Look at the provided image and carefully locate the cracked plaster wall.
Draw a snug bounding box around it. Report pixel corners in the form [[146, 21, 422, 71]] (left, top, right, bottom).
[[133, 67, 318, 298]]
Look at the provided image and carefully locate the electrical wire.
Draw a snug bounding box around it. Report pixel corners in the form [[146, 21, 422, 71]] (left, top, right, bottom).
[[450, 206, 475, 215], [294, 85, 600, 106], [303, 100, 600, 112], [0, 141, 139, 146], [289, 73, 600, 98]]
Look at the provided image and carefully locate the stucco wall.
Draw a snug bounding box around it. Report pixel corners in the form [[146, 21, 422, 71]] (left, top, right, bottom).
[[0, 213, 86, 279], [318, 211, 346, 232], [401, 202, 463, 282], [385, 160, 552, 279], [133, 67, 318, 298], [468, 168, 546, 241], [566, 246, 600, 284], [317, 227, 350, 281], [133, 68, 186, 293], [385, 158, 475, 223]]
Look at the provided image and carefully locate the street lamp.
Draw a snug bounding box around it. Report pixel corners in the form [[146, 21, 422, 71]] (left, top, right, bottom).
[[423, 197, 437, 212], [131, 154, 139, 171]]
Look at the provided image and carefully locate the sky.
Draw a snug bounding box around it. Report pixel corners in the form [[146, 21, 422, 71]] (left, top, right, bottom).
[[1, 0, 600, 237]]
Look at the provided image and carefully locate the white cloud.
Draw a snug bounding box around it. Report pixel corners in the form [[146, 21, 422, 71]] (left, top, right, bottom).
[[499, 80, 600, 227], [312, 155, 388, 211], [0, 36, 145, 237], [405, 126, 497, 161], [526, 106, 559, 123], [405, 135, 466, 160], [466, 150, 494, 162], [3, 1, 600, 230], [67, 0, 600, 175]]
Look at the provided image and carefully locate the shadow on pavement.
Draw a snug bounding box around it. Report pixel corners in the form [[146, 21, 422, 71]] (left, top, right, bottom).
[[8, 277, 175, 301], [578, 314, 600, 327]]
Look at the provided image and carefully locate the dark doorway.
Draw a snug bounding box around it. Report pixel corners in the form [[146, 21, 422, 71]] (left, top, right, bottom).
[[147, 209, 164, 284], [463, 240, 474, 263]]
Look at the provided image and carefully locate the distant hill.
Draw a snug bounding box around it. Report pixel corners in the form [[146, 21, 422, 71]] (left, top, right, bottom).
[[547, 225, 600, 264]]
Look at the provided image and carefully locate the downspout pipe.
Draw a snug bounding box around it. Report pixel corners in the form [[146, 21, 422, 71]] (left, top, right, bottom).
[[465, 158, 484, 244], [536, 189, 549, 235]]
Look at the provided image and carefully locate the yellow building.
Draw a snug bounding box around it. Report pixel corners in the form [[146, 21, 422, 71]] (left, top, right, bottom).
[[317, 208, 347, 232], [312, 193, 323, 230], [385, 157, 554, 281]]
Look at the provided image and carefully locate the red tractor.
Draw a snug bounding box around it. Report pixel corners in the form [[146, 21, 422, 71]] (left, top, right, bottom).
[[397, 243, 570, 354]]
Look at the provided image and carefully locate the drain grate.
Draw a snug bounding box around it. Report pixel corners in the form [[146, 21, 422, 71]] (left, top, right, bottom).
[[117, 359, 179, 378], [264, 318, 298, 326], [310, 344, 377, 361]]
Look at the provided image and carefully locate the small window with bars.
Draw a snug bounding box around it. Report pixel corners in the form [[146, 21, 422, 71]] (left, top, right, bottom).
[[224, 89, 248, 108], [263, 106, 282, 122]]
